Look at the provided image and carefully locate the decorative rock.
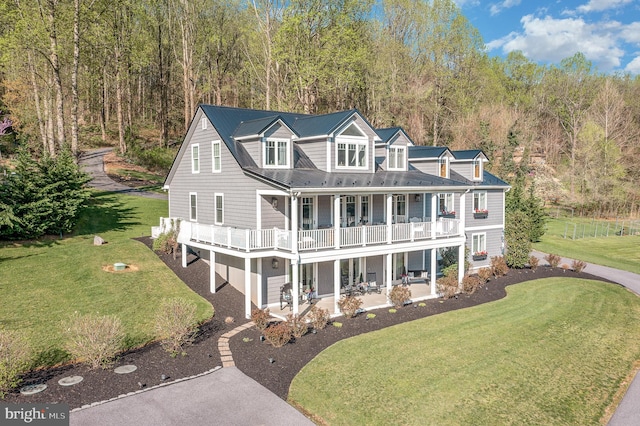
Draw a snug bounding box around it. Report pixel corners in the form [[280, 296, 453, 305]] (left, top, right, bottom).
[[114, 365, 137, 374], [58, 376, 83, 386], [20, 384, 47, 395], [93, 235, 106, 246]]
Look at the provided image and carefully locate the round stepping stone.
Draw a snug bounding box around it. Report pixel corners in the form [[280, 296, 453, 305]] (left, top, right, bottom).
[[58, 376, 83, 386], [114, 365, 137, 374], [20, 384, 47, 395]]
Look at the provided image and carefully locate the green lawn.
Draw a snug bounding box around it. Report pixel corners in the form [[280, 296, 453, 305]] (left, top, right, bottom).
[[534, 217, 640, 274], [0, 191, 212, 366], [290, 278, 640, 425]]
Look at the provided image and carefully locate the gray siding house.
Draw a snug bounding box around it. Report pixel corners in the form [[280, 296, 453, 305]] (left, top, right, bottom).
[[154, 105, 509, 318]]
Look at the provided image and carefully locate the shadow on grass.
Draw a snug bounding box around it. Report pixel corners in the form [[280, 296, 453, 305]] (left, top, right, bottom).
[[73, 192, 141, 236]]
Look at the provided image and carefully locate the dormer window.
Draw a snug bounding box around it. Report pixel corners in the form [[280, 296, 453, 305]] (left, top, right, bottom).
[[264, 138, 289, 168], [439, 157, 449, 178], [336, 122, 368, 170], [388, 146, 406, 170], [473, 159, 483, 180]]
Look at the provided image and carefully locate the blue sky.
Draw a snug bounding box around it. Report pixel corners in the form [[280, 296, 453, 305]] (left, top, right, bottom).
[[455, 0, 640, 74]]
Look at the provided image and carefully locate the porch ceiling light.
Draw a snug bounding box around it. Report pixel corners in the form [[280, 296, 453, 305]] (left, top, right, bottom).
[[271, 197, 278, 209], [272, 258, 279, 269]]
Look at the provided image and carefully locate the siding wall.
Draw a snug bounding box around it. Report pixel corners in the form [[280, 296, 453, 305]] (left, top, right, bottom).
[[465, 189, 504, 227], [299, 140, 328, 171], [317, 195, 332, 227], [262, 256, 287, 305], [452, 161, 474, 181], [241, 138, 261, 166], [410, 160, 438, 175], [261, 195, 286, 229], [466, 228, 503, 268]]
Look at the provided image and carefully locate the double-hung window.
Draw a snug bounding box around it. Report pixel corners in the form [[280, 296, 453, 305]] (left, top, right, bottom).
[[214, 193, 224, 225], [439, 157, 449, 178], [473, 191, 487, 213], [189, 193, 197, 221], [337, 142, 367, 168], [472, 233, 486, 255], [212, 141, 221, 173], [438, 193, 454, 215], [473, 159, 483, 180], [388, 146, 406, 170], [191, 144, 200, 173], [265, 139, 289, 167]]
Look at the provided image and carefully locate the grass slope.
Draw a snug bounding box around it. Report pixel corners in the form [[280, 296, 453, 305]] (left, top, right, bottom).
[[290, 278, 640, 425], [535, 218, 640, 274], [0, 192, 212, 366]]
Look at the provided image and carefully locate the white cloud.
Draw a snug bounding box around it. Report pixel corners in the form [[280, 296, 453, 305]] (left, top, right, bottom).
[[487, 14, 626, 71], [490, 0, 521, 16], [577, 0, 633, 13], [620, 22, 640, 44], [625, 56, 640, 74]]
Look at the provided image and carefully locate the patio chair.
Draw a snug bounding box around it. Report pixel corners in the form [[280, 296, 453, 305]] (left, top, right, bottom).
[[366, 272, 381, 294], [280, 282, 293, 310]]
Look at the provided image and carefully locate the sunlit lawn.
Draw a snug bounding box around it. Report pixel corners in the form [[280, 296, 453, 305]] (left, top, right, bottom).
[[535, 217, 640, 274], [0, 191, 212, 366], [290, 278, 640, 425]]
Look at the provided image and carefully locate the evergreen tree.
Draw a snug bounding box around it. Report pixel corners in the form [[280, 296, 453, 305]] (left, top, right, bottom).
[[505, 210, 531, 268], [525, 183, 546, 242]]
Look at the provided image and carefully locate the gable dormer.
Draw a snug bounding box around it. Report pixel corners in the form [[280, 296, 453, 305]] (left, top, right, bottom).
[[407, 146, 454, 178], [375, 127, 415, 172], [233, 116, 297, 169], [452, 150, 488, 182]]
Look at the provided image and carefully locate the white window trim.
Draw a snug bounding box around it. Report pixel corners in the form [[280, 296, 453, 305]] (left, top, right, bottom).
[[212, 140, 221, 173], [189, 192, 198, 221], [388, 146, 406, 171], [214, 193, 224, 225], [335, 136, 368, 170], [473, 159, 483, 181], [439, 193, 455, 214], [263, 138, 290, 168], [438, 156, 449, 179], [472, 232, 487, 255], [191, 144, 200, 174], [201, 116, 208, 130], [473, 191, 488, 212]]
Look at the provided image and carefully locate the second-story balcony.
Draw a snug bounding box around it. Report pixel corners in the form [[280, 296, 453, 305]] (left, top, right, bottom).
[[171, 218, 460, 254]]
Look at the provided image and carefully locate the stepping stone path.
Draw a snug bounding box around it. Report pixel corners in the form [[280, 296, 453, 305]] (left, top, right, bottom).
[[20, 384, 47, 395], [114, 365, 137, 374], [58, 376, 83, 386], [218, 321, 255, 368]]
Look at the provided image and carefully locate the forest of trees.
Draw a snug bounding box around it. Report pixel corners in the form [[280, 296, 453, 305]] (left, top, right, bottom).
[[0, 0, 639, 216]]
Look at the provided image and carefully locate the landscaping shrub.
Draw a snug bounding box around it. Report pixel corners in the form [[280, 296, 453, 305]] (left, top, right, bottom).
[[263, 322, 291, 347], [462, 275, 481, 294], [0, 330, 31, 397], [505, 210, 532, 268], [154, 298, 199, 356], [63, 312, 124, 369], [153, 219, 181, 260], [337, 296, 363, 318], [441, 263, 458, 278], [286, 314, 308, 339], [307, 306, 330, 330], [437, 275, 459, 299], [561, 263, 570, 271], [529, 255, 539, 272], [491, 256, 509, 277], [544, 253, 562, 268], [477, 267, 492, 284], [572, 259, 587, 273], [251, 308, 271, 331], [389, 285, 412, 308]]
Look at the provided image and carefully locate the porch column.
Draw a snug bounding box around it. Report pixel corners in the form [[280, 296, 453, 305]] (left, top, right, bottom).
[[459, 191, 467, 237], [291, 195, 299, 253], [209, 250, 216, 293], [334, 259, 341, 314], [386, 253, 393, 295], [256, 258, 262, 308], [181, 243, 187, 268], [403, 252, 408, 275], [292, 259, 299, 314], [333, 195, 341, 248], [430, 248, 437, 295], [244, 257, 251, 319], [458, 244, 465, 286], [386, 193, 393, 244], [431, 194, 438, 239]]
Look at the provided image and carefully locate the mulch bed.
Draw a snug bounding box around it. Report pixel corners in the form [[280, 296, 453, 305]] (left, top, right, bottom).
[[3, 240, 615, 408]]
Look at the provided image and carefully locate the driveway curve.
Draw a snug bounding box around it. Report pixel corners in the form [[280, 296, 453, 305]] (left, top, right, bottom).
[[79, 148, 167, 200]]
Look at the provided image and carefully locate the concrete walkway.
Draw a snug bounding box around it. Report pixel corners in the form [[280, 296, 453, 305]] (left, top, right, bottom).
[[532, 251, 640, 426], [79, 148, 167, 200]]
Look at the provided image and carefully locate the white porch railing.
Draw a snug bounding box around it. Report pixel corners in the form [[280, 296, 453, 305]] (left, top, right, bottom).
[[159, 217, 460, 253]]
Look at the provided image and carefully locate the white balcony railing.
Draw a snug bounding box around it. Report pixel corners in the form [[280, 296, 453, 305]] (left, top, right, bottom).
[[160, 217, 460, 253]]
